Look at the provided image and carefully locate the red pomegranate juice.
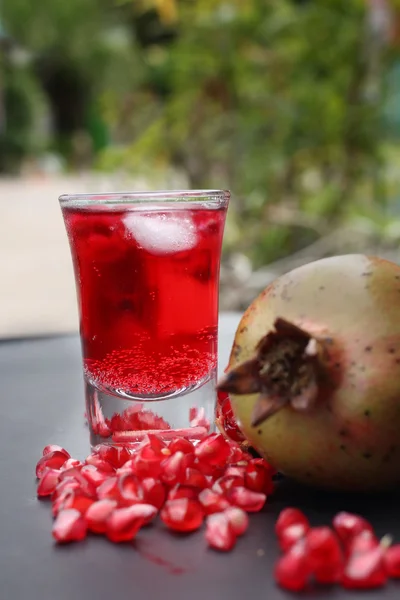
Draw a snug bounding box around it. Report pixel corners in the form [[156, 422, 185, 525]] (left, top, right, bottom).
[[63, 202, 227, 445]]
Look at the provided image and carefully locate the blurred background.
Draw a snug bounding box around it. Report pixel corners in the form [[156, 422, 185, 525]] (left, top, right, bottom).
[[2, 0, 400, 337]]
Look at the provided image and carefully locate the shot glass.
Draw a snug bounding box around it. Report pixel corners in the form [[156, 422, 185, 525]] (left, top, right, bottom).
[[59, 190, 230, 447]]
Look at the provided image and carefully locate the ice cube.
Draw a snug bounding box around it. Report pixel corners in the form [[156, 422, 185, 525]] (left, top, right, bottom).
[[123, 212, 198, 254]]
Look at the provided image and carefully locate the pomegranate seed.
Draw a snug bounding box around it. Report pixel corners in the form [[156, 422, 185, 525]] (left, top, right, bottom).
[[52, 509, 87, 543], [85, 455, 115, 473], [116, 458, 136, 476], [228, 444, 250, 464], [315, 562, 344, 585], [213, 475, 243, 494], [224, 466, 246, 482], [124, 503, 157, 525], [61, 491, 94, 515], [198, 489, 230, 515], [224, 507, 249, 536], [85, 499, 117, 533], [81, 465, 109, 488], [37, 468, 61, 497], [192, 418, 211, 433], [189, 406, 210, 431], [194, 458, 223, 477], [274, 540, 311, 592], [51, 479, 81, 509], [36, 451, 69, 478], [58, 467, 83, 481], [250, 457, 276, 476], [384, 544, 400, 578], [106, 506, 146, 542], [195, 433, 231, 467], [279, 523, 309, 552], [90, 396, 110, 436], [206, 513, 236, 551], [52, 475, 81, 494], [97, 476, 122, 502], [275, 508, 309, 537], [183, 451, 195, 469], [116, 403, 143, 425], [141, 478, 166, 509], [244, 463, 274, 495], [125, 406, 171, 431], [188, 406, 199, 422], [105, 413, 128, 432], [305, 526, 344, 584], [227, 486, 266, 512], [118, 473, 144, 505], [168, 485, 199, 501], [97, 421, 112, 438], [160, 498, 204, 532], [97, 445, 131, 469], [347, 530, 379, 556], [160, 452, 187, 486], [58, 467, 96, 498], [333, 512, 373, 546], [146, 434, 167, 454], [42, 445, 70, 458], [169, 438, 195, 455], [60, 458, 83, 471], [342, 546, 387, 589], [183, 467, 208, 489], [134, 447, 163, 479], [52, 491, 70, 517]]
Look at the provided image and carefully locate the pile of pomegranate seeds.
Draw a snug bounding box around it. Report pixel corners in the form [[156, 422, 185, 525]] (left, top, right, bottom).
[[35, 434, 273, 548], [88, 403, 212, 442], [37, 437, 400, 594], [274, 508, 400, 592]]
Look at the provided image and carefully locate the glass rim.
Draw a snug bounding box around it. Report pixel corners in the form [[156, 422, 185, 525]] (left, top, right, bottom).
[[59, 189, 230, 207]]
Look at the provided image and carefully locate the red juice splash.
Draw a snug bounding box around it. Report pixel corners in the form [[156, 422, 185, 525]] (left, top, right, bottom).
[[63, 204, 226, 397]]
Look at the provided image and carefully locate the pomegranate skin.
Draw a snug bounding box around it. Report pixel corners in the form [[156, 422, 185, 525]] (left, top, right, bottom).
[[227, 255, 400, 491]]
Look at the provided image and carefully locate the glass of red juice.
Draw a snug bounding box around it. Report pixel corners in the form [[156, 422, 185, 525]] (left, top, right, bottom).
[[59, 190, 230, 447]]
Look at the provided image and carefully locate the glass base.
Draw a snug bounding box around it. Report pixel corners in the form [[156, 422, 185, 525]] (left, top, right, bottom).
[[85, 371, 217, 448]]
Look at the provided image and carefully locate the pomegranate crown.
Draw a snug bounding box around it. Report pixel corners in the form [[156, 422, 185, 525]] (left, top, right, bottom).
[[217, 318, 332, 427]]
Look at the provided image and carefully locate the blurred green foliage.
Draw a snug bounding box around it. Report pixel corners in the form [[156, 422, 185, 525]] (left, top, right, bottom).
[[2, 0, 400, 265]]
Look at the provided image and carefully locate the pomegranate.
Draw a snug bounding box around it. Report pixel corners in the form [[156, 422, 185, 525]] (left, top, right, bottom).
[[217, 255, 400, 491]]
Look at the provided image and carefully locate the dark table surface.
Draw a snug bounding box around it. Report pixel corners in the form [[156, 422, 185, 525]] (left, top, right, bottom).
[[1, 313, 400, 600]]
